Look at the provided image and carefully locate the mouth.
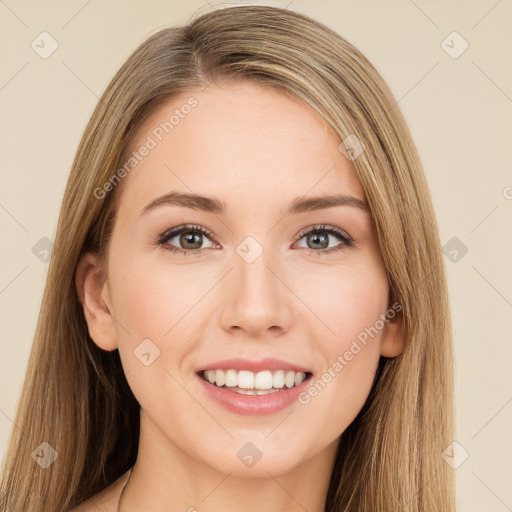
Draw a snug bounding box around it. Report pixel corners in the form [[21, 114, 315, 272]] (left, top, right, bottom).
[[198, 369, 313, 395]]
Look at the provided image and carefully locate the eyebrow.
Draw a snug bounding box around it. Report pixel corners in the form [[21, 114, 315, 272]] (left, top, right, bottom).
[[139, 191, 368, 217]]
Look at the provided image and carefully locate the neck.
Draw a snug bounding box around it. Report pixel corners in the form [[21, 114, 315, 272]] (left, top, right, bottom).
[[118, 411, 338, 512]]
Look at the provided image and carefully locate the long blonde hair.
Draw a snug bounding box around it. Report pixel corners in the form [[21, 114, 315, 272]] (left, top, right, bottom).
[[0, 5, 454, 511]]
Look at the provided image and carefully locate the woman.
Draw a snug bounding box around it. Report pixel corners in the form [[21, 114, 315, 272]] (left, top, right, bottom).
[[0, 5, 454, 511]]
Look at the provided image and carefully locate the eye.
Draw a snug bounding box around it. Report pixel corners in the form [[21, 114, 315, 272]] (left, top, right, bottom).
[[155, 223, 355, 257], [157, 224, 218, 256], [293, 224, 354, 255]]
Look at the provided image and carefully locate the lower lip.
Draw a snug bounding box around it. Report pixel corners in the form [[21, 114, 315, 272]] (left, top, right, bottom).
[[197, 374, 312, 415]]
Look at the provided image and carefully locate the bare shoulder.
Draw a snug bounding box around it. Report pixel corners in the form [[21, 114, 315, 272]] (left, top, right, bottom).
[[67, 470, 131, 512]]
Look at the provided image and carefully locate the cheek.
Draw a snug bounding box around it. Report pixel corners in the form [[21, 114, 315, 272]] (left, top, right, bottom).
[[107, 255, 201, 408], [296, 256, 388, 345], [108, 251, 206, 339], [111, 274, 171, 337], [294, 260, 387, 426]]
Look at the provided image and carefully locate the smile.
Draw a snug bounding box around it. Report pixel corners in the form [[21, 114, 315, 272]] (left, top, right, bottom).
[[199, 369, 311, 395]]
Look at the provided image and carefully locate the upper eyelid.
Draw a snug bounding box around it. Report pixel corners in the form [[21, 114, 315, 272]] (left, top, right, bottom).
[[294, 224, 350, 240], [159, 224, 217, 242]]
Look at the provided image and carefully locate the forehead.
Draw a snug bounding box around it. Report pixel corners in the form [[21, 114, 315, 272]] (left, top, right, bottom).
[[114, 81, 365, 217]]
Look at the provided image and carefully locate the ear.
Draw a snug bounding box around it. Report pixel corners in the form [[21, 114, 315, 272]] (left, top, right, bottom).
[[379, 304, 405, 358], [75, 252, 118, 351]]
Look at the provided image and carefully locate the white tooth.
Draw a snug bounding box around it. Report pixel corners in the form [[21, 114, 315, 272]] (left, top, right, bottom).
[[284, 371, 295, 388], [225, 369, 237, 387], [272, 370, 285, 388], [295, 372, 306, 385], [238, 370, 255, 389], [205, 368, 306, 390], [254, 370, 273, 390], [215, 370, 225, 387]]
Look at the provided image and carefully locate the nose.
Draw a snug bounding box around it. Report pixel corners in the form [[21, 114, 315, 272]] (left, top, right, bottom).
[[219, 247, 294, 338]]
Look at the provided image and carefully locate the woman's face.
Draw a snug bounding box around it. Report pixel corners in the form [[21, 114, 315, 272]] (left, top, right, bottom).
[[79, 80, 403, 478]]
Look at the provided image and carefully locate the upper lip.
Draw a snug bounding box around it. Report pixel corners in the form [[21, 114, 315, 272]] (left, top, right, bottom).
[[197, 357, 312, 374]]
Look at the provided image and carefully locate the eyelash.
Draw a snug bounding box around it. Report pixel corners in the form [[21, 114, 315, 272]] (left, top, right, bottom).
[[155, 223, 355, 257]]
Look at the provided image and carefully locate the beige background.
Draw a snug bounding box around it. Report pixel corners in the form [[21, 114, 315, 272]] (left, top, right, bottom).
[[1, 0, 511, 509]]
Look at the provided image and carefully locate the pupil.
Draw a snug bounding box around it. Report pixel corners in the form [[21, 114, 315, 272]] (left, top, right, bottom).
[[180, 231, 202, 249], [308, 232, 328, 249]]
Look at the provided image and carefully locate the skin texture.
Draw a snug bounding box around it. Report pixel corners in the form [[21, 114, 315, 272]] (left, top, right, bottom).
[[75, 80, 404, 512]]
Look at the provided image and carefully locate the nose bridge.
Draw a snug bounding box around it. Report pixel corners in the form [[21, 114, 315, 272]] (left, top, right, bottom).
[[220, 238, 292, 335]]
